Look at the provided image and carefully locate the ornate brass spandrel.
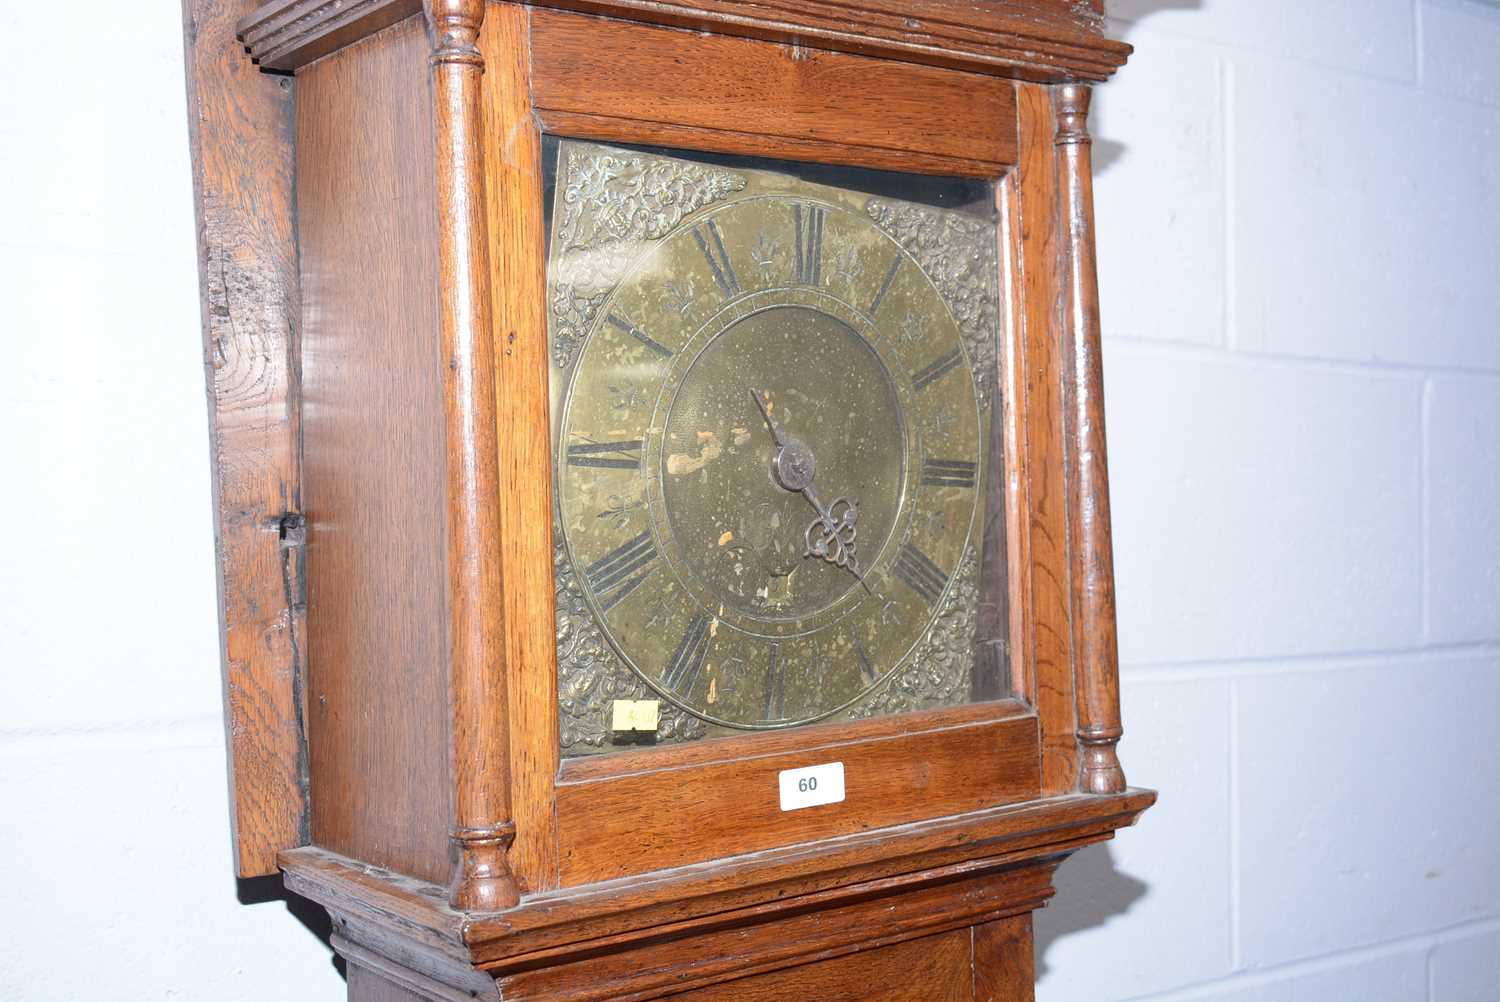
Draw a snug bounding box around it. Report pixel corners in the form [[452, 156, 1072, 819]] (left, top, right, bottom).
[[865, 199, 1000, 409], [849, 546, 979, 719], [554, 530, 709, 751], [549, 147, 747, 369]]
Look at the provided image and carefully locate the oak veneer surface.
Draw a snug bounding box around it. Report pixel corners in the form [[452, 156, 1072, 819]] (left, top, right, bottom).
[[555, 713, 1040, 884], [528, 9, 1020, 175], [182, 0, 307, 878], [494, 862, 1054, 1000], [671, 927, 976, 1001], [973, 914, 1035, 1001], [297, 15, 452, 884], [1012, 82, 1079, 796], [477, 3, 562, 894]]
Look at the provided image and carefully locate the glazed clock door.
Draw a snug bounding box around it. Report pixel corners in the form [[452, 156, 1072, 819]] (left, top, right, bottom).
[[546, 140, 1011, 757]]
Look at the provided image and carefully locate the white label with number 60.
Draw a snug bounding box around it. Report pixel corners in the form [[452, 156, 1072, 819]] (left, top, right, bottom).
[[778, 761, 845, 811]]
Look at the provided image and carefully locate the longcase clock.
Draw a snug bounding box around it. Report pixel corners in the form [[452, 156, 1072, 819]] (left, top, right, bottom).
[[183, 0, 1155, 998]]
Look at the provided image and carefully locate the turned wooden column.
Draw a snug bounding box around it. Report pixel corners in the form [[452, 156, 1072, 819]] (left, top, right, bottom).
[[425, 0, 520, 911], [1054, 81, 1127, 796]]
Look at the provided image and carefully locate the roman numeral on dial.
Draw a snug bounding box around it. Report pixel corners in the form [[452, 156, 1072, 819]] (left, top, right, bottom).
[[584, 531, 658, 611], [566, 439, 642, 470], [891, 542, 948, 605], [762, 643, 785, 721], [793, 204, 825, 286], [867, 254, 902, 316], [605, 312, 672, 358], [913, 347, 964, 392], [692, 220, 741, 298], [663, 613, 712, 694], [921, 458, 978, 488]]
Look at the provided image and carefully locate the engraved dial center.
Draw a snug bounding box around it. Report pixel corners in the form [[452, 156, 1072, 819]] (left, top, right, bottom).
[[660, 305, 903, 625]]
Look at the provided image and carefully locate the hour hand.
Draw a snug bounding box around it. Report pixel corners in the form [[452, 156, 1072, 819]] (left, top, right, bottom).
[[750, 389, 788, 447]]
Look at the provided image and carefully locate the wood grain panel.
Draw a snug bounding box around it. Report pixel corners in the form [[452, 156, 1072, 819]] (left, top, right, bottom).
[[296, 15, 453, 884], [972, 913, 1033, 1001], [996, 170, 1036, 708], [498, 865, 1050, 1001], [673, 928, 975, 1002], [1012, 82, 1077, 796], [560, 701, 1028, 784], [477, 3, 561, 895], [555, 714, 1040, 884], [535, 110, 1009, 180], [182, 0, 307, 877], [529, 10, 1019, 174]]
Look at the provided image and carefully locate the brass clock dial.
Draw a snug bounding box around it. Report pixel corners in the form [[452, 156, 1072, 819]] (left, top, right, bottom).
[[547, 141, 1005, 753]]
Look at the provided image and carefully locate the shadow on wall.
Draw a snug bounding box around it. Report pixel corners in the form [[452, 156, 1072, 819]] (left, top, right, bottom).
[[1036, 844, 1150, 981], [1091, 0, 1203, 176], [238, 875, 348, 983]]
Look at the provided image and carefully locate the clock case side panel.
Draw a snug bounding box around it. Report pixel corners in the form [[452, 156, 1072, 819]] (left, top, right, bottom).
[[294, 14, 456, 886], [182, 0, 309, 878]]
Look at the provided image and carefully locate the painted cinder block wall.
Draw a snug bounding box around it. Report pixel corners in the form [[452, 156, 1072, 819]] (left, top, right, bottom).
[[1037, 1, 1500, 999], [0, 1, 1495, 999]]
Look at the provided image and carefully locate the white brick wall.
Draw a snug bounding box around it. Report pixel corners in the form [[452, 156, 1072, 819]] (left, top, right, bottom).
[[1039, 3, 1500, 999], [0, 1, 1494, 1000]]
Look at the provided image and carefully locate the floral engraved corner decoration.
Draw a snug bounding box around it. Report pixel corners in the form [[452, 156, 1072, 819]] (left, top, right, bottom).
[[851, 547, 980, 719], [865, 199, 1000, 408], [549, 147, 747, 368], [555, 533, 707, 753]]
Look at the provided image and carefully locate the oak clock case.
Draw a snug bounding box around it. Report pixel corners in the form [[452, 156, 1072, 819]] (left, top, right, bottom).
[[547, 141, 1010, 755], [188, 1, 1153, 1000]]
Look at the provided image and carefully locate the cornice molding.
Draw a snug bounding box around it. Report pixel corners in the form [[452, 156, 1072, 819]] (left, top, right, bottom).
[[238, 0, 422, 71], [238, 0, 1131, 79]]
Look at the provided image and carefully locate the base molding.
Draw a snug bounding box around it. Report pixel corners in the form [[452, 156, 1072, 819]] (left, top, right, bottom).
[[336, 929, 498, 1002], [285, 791, 1153, 1001]]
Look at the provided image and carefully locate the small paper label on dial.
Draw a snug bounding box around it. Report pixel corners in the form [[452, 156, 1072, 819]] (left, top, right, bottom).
[[610, 699, 659, 733], [778, 761, 845, 811]]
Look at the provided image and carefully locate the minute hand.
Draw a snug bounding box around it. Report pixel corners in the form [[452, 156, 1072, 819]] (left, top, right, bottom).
[[750, 388, 789, 448]]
